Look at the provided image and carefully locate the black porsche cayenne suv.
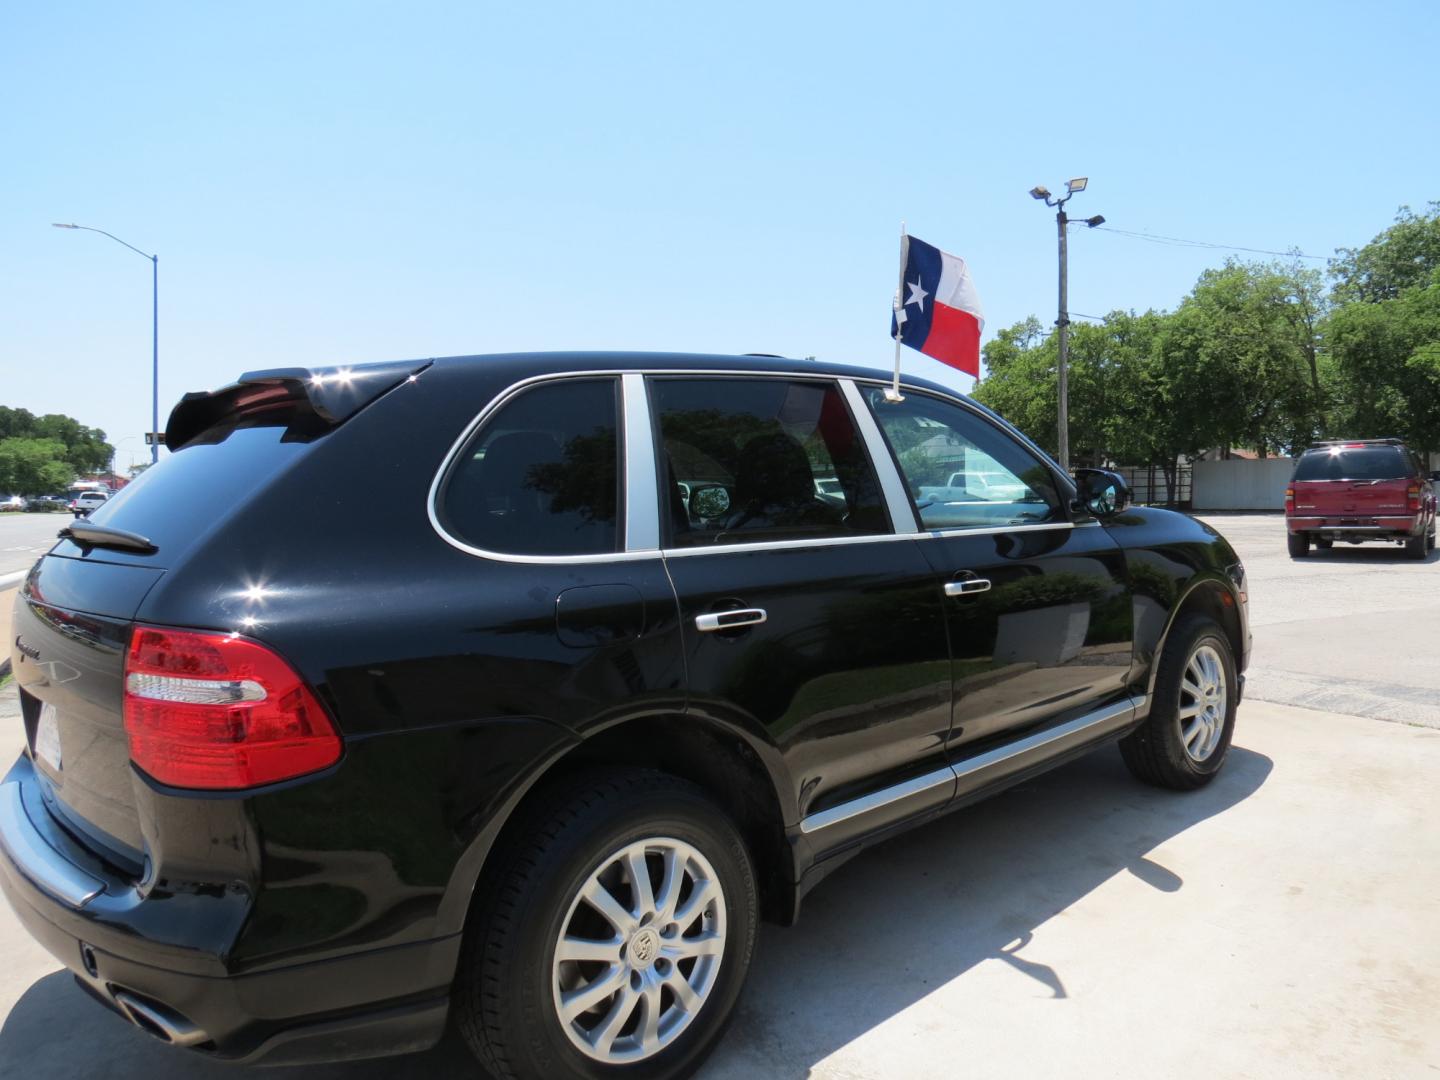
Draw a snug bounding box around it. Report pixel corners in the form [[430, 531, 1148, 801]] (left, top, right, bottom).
[[2, 352, 1249, 1079]]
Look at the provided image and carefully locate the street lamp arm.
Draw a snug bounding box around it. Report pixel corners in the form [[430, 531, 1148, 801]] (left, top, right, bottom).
[[52, 223, 155, 262]]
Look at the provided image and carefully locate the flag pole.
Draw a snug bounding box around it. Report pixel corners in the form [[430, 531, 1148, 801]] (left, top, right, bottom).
[[885, 221, 909, 403]]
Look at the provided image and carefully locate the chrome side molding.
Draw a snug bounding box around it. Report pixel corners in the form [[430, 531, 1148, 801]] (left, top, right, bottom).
[[799, 695, 1144, 835]]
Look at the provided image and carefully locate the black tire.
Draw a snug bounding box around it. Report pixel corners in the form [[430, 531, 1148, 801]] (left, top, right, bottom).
[[1315, 537, 1333, 550], [1287, 531, 1309, 558], [455, 769, 758, 1080], [1405, 532, 1427, 560], [1119, 613, 1238, 790]]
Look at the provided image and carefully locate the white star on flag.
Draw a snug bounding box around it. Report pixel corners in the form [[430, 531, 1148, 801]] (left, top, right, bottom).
[[906, 276, 928, 313]]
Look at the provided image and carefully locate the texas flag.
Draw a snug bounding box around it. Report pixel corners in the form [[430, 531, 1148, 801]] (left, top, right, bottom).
[[890, 235, 985, 378]]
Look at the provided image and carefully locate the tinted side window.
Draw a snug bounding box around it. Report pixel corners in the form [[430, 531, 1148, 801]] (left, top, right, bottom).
[[1292, 447, 1410, 481], [440, 378, 620, 555], [863, 388, 1062, 530], [651, 377, 889, 547]]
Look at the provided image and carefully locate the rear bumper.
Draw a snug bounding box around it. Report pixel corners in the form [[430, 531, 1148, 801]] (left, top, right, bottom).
[[1287, 516, 1424, 539], [0, 755, 459, 1065]]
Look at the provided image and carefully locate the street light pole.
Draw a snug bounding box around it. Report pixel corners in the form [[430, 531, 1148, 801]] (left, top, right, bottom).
[[1027, 181, 1105, 474], [52, 223, 161, 464], [1056, 204, 1070, 475]]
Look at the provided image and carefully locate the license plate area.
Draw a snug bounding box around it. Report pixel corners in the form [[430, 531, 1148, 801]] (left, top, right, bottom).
[[35, 702, 63, 773]]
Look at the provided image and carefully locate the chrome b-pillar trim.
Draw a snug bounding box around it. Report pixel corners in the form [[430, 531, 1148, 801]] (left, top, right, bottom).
[[621, 373, 660, 552]]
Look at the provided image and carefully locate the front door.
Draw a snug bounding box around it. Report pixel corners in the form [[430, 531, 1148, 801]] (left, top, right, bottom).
[[649, 375, 953, 849], [858, 385, 1135, 759]]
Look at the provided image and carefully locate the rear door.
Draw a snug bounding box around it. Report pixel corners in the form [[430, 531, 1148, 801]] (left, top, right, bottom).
[[857, 385, 1135, 760], [651, 375, 953, 850]]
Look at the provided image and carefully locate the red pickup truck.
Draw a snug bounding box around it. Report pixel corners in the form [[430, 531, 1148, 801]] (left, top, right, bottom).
[[1285, 439, 1437, 559]]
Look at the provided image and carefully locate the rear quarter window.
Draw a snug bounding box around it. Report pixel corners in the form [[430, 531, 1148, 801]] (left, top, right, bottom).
[[436, 378, 621, 557]]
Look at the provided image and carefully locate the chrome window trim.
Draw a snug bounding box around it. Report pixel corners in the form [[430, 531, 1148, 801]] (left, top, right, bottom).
[[0, 782, 104, 909], [426, 370, 659, 566], [620, 374, 660, 551], [839, 378, 920, 534], [427, 366, 1090, 565], [798, 695, 1142, 834]]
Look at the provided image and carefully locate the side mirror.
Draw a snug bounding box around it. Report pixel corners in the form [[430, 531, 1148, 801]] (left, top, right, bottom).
[[689, 483, 731, 520], [1073, 468, 1131, 518]]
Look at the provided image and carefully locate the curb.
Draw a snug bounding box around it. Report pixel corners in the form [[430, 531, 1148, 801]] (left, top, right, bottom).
[[0, 571, 24, 592]]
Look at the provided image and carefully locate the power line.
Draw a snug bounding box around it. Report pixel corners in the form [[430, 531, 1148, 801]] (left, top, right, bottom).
[[1093, 225, 1329, 261]]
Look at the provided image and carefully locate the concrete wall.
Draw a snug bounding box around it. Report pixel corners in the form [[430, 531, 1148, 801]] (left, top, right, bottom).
[[1192, 457, 1295, 510]]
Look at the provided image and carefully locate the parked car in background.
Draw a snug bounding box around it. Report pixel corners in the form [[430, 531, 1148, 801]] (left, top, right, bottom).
[[69, 490, 109, 517], [2, 352, 1250, 1079], [0, 494, 25, 512], [1285, 439, 1436, 559], [25, 494, 70, 513]]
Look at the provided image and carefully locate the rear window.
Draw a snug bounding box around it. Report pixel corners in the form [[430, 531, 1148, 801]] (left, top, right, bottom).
[[85, 420, 322, 563], [1293, 447, 1411, 482]]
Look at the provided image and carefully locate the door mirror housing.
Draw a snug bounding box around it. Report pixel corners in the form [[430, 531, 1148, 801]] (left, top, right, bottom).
[[1073, 468, 1131, 518]]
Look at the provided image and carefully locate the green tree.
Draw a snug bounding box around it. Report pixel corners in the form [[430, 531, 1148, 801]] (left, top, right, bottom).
[[1331, 203, 1440, 304], [0, 406, 112, 474], [0, 438, 75, 494]]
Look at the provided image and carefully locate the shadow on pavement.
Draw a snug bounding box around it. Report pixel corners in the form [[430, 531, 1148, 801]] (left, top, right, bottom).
[[0, 744, 1272, 1080], [1302, 545, 1438, 564]]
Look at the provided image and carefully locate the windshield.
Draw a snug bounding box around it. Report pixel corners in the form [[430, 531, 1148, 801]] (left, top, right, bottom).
[[1293, 447, 1410, 481]]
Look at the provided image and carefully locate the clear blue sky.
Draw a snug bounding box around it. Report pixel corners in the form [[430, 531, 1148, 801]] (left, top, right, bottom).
[[2, 0, 1436, 468]]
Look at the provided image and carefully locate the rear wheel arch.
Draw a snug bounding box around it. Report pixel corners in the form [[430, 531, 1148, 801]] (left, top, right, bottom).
[[446, 713, 798, 938]]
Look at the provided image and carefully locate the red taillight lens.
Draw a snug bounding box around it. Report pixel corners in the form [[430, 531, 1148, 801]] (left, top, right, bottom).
[[1284, 485, 1295, 513], [1407, 483, 1421, 513], [123, 627, 342, 790]]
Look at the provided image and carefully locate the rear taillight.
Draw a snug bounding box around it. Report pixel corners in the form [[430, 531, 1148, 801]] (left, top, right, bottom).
[[1407, 483, 1422, 513], [1284, 486, 1295, 513], [123, 627, 342, 790]]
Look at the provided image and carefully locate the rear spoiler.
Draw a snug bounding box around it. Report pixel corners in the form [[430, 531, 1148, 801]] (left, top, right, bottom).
[[166, 359, 432, 450]]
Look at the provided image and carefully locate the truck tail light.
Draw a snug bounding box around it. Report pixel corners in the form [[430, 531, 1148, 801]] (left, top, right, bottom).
[[1407, 483, 1422, 513], [123, 627, 342, 790], [1284, 486, 1295, 513]]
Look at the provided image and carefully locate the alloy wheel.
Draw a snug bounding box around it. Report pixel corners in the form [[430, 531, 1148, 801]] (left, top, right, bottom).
[[552, 837, 726, 1064], [1178, 643, 1227, 762]]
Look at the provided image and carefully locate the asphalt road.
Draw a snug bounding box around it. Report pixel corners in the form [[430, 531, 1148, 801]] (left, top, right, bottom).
[[1, 509, 1437, 1078], [0, 513, 66, 583]]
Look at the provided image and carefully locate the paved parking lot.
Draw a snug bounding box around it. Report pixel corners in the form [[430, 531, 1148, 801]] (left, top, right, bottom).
[[0, 511, 1437, 1079]]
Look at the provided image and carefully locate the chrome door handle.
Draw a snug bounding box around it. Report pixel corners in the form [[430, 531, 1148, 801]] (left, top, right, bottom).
[[695, 608, 768, 632], [944, 578, 991, 597]]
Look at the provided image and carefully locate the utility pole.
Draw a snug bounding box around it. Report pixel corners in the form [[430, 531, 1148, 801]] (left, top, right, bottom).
[[1028, 180, 1105, 473]]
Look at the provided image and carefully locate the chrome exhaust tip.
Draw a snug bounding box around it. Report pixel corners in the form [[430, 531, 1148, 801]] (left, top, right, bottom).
[[112, 990, 210, 1048]]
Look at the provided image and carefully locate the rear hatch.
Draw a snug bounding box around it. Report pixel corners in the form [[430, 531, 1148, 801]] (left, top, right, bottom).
[[1290, 446, 1415, 523], [9, 359, 426, 869]]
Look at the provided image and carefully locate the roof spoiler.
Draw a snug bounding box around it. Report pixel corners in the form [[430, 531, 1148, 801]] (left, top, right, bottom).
[[166, 359, 432, 450]]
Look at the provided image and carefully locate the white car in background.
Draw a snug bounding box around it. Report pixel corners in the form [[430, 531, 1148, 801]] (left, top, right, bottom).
[[69, 491, 109, 517]]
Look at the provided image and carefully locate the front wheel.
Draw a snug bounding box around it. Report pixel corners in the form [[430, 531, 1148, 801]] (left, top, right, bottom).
[[455, 770, 758, 1080], [1120, 613, 1238, 790], [1287, 530, 1310, 558]]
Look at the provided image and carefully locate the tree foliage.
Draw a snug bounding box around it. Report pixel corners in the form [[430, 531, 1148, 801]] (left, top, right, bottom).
[[974, 200, 1440, 489], [0, 438, 76, 495], [0, 407, 112, 474]]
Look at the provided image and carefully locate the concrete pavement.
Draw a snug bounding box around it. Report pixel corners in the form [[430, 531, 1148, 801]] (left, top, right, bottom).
[[0, 699, 1436, 1079]]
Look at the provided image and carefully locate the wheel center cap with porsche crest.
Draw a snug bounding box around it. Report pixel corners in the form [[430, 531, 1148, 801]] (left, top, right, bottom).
[[628, 928, 659, 967]]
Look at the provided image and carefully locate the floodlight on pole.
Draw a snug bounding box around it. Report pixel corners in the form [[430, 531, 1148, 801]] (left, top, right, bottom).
[[1026, 179, 1105, 473]]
